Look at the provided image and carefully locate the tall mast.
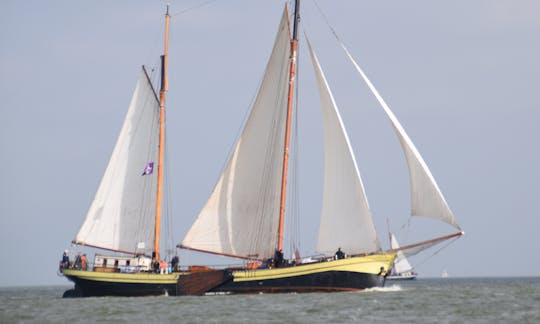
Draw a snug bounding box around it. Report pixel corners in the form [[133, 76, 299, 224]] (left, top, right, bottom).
[[277, 0, 300, 252], [154, 4, 170, 261]]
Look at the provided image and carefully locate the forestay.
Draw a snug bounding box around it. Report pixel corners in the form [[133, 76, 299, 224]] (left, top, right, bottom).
[[75, 68, 160, 253], [181, 7, 292, 260], [307, 38, 381, 256]]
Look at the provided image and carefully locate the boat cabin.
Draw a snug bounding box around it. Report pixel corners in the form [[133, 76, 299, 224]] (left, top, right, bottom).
[[93, 254, 152, 273]]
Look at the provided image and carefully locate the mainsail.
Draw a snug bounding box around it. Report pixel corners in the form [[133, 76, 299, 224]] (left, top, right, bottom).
[[307, 38, 381, 255], [181, 8, 292, 259], [74, 68, 160, 254]]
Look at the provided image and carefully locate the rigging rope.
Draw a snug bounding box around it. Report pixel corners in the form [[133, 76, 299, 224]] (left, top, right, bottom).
[[171, 0, 221, 17], [410, 235, 461, 270], [312, 0, 342, 43], [216, 71, 264, 184]]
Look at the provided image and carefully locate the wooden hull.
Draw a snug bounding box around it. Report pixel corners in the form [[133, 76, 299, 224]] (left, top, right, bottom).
[[61, 269, 180, 297], [179, 253, 396, 295], [62, 253, 395, 296]]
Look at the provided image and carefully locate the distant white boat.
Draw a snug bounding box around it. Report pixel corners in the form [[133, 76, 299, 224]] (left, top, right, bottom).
[[386, 232, 417, 280], [441, 269, 449, 278]]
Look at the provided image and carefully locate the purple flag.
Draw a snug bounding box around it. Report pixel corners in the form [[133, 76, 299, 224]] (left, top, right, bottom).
[[142, 162, 154, 176]]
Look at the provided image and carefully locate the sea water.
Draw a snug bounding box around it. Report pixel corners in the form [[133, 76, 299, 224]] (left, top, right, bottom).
[[1, 277, 539, 323]]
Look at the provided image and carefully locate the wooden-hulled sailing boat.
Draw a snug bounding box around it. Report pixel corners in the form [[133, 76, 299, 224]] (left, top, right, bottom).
[[175, 0, 462, 295], [59, 6, 180, 297]]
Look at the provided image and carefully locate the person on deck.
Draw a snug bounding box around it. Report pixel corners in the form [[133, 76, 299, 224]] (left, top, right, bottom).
[[159, 260, 168, 274], [81, 254, 87, 270], [335, 247, 345, 260], [171, 255, 179, 272], [74, 253, 82, 270], [274, 249, 284, 268], [61, 250, 69, 269]]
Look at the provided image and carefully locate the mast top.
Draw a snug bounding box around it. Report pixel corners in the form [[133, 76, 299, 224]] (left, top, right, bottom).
[[292, 0, 301, 41]]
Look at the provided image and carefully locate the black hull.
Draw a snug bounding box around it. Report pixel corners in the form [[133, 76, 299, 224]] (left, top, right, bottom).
[[210, 270, 385, 294], [62, 254, 395, 296], [63, 275, 177, 297]]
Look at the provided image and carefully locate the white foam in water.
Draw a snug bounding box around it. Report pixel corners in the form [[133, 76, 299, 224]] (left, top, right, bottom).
[[361, 285, 403, 293]]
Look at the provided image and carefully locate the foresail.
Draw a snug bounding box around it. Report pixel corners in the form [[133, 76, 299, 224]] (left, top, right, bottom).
[[181, 7, 292, 260], [340, 44, 460, 230], [307, 38, 381, 256], [75, 68, 160, 254], [390, 233, 413, 273]]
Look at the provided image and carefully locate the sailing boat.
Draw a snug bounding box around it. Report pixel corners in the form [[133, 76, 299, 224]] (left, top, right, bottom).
[[60, 0, 462, 297], [59, 6, 180, 297], [442, 269, 449, 278], [175, 0, 462, 295], [386, 233, 417, 280]]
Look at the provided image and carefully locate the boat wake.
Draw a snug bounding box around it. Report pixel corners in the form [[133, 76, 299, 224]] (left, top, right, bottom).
[[361, 285, 402, 293]]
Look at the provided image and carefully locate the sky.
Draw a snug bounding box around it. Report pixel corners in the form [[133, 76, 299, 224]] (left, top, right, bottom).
[[1, 0, 539, 287]]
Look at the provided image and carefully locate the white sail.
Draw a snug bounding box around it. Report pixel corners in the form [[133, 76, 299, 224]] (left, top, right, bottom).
[[75, 68, 160, 253], [181, 7, 292, 259], [307, 39, 381, 256], [390, 233, 413, 274], [340, 44, 460, 229]]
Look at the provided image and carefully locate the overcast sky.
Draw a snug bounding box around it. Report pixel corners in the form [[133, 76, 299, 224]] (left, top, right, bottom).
[[1, 0, 539, 287]]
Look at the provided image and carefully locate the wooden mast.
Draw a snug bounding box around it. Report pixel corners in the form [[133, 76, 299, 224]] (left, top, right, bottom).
[[277, 0, 300, 252], [154, 4, 170, 261]]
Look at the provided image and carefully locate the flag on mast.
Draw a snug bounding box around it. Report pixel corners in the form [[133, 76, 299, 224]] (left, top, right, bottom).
[[142, 162, 154, 176]]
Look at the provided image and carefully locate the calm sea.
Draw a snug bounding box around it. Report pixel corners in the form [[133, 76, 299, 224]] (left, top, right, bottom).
[[1, 277, 538, 323]]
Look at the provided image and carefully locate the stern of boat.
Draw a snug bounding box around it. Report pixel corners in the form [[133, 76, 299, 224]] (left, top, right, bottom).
[[60, 268, 180, 297]]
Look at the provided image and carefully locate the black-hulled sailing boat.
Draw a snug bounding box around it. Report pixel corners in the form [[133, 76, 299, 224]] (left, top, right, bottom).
[[59, 6, 179, 297], [61, 1, 463, 297], [175, 0, 462, 295]]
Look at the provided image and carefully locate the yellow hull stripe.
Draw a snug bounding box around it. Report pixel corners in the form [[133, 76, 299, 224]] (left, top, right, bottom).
[[62, 269, 180, 284], [233, 253, 396, 282], [63, 253, 395, 284]]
